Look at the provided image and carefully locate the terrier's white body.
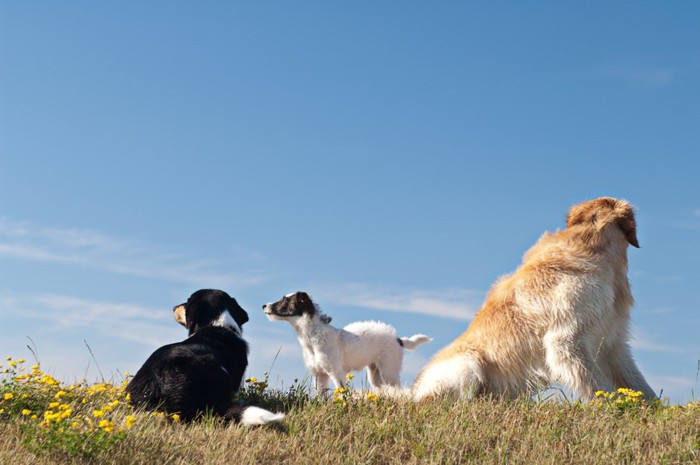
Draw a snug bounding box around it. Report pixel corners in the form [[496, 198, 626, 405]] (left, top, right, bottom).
[[264, 292, 431, 394]]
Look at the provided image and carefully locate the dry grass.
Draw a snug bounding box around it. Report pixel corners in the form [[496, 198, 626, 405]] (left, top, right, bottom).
[[1, 359, 699, 465], [3, 394, 700, 464]]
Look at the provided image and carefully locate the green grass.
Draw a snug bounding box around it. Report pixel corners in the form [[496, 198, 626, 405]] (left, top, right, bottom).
[[1, 358, 699, 465]]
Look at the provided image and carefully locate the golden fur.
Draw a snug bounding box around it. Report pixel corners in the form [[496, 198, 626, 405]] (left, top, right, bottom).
[[411, 197, 657, 401]]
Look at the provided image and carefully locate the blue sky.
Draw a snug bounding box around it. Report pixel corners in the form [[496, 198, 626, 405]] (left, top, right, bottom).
[[1, 2, 698, 403]]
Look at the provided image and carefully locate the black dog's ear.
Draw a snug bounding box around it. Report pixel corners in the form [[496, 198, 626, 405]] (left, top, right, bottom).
[[173, 303, 188, 328], [228, 296, 249, 326], [320, 315, 332, 324], [237, 306, 250, 325]]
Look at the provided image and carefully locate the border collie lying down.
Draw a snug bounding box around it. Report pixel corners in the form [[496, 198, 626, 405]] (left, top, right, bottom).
[[126, 289, 284, 426], [263, 291, 431, 395]]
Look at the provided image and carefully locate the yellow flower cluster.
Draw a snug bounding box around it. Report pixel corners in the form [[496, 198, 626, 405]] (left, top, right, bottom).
[[243, 372, 271, 400], [0, 357, 139, 437], [333, 387, 347, 396], [333, 383, 350, 408], [42, 402, 73, 427], [245, 375, 269, 392], [330, 373, 383, 408], [595, 387, 645, 400], [125, 414, 137, 429], [593, 387, 648, 411]]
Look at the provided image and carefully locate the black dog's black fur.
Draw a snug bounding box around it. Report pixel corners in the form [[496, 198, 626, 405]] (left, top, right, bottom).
[[126, 289, 263, 422]]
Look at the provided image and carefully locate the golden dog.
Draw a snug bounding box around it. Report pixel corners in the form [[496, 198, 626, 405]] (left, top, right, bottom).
[[412, 197, 657, 401]]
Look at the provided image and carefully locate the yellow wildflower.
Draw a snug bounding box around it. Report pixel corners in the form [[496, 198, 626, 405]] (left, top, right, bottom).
[[93, 409, 105, 418], [22, 409, 32, 416], [3, 393, 13, 401], [366, 393, 378, 402], [333, 387, 346, 396], [125, 415, 137, 429], [346, 373, 355, 381], [171, 413, 181, 422], [98, 419, 114, 433], [43, 410, 61, 424]]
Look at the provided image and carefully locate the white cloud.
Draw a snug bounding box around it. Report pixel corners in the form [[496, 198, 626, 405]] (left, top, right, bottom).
[[0, 291, 181, 347], [310, 282, 480, 321], [0, 290, 310, 384], [0, 217, 268, 287], [626, 68, 674, 87], [645, 372, 698, 404], [629, 325, 681, 353], [602, 64, 675, 88], [576, 61, 676, 89]]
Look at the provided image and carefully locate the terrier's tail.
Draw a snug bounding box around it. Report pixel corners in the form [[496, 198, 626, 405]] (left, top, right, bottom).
[[397, 334, 432, 350]]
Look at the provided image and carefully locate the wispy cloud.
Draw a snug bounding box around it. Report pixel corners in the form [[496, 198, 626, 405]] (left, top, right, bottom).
[[622, 67, 674, 87], [1, 290, 312, 384], [601, 63, 675, 88], [310, 282, 480, 321], [629, 325, 681, 353], [0, 291, 181, 347], [0, 218, 268, 287], [645, 372, 697, 404], [574, 61, 677, 89]]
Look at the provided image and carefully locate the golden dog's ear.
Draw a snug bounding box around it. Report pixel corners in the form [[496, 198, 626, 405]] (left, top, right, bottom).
[[173, 304, 188, 327], [615, 201, 640, 248]]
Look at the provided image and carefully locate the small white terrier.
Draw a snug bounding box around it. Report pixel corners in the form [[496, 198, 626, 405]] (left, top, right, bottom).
[[263, 291, 431, 395]]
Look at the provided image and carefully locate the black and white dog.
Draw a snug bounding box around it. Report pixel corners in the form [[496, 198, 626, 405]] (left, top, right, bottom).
[[126, 289, 284, 425]]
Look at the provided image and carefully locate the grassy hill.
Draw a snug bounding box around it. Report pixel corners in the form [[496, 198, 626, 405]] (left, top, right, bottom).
[[1, 358, 699, 464]]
